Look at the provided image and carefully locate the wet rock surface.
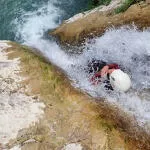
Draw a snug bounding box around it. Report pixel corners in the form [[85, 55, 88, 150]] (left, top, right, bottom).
[[51, 2, 150, 45]]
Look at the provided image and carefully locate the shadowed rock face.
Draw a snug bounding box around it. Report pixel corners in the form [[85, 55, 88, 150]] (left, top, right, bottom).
[[51, 2, 150, 45]]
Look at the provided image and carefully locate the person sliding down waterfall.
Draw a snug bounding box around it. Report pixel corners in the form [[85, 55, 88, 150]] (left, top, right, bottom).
[[87, 59, 131, 92]]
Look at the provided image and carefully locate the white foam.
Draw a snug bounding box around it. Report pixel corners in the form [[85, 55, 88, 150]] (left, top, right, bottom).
[[0, 41, 45, 145], [62, 143, 83, 150], [14, 1, 61, 44]]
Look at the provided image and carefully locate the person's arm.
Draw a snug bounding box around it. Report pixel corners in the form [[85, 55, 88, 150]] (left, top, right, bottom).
[[91, 64, 118, 79], [100, 65, 109, 77], [91, 65, 109, 79]]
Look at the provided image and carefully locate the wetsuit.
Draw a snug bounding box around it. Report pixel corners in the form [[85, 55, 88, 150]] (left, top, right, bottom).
[[87, 59, 119, 90]]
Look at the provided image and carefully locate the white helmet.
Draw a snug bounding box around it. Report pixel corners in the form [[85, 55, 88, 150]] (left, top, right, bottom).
[[110, 69, 131, 92]]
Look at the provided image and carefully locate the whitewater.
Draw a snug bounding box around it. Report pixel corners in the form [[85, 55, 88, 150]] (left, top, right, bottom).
[[12, 1, 150, 133]]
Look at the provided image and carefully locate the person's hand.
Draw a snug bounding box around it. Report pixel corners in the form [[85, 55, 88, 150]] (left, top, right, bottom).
[[90, 73, 101, 85], [100, 66, 109, 77], [90, 76, 101, 85]]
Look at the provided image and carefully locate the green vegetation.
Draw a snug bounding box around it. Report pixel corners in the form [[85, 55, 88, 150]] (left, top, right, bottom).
[[115, 0, 142, 13], [87, 0, 142, 13], [87, 0, 111, 10]]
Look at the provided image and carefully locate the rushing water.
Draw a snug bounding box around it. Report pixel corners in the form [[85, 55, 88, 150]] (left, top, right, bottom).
[[1, 0, 150, 133]]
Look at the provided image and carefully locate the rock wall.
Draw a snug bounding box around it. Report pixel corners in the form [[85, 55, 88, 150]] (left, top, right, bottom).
[[51, 2, 150, 45]]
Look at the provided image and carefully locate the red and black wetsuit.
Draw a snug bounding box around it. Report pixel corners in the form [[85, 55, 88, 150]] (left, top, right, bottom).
[[86, 59, 120, 90], [94, 63, 119, 78]]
